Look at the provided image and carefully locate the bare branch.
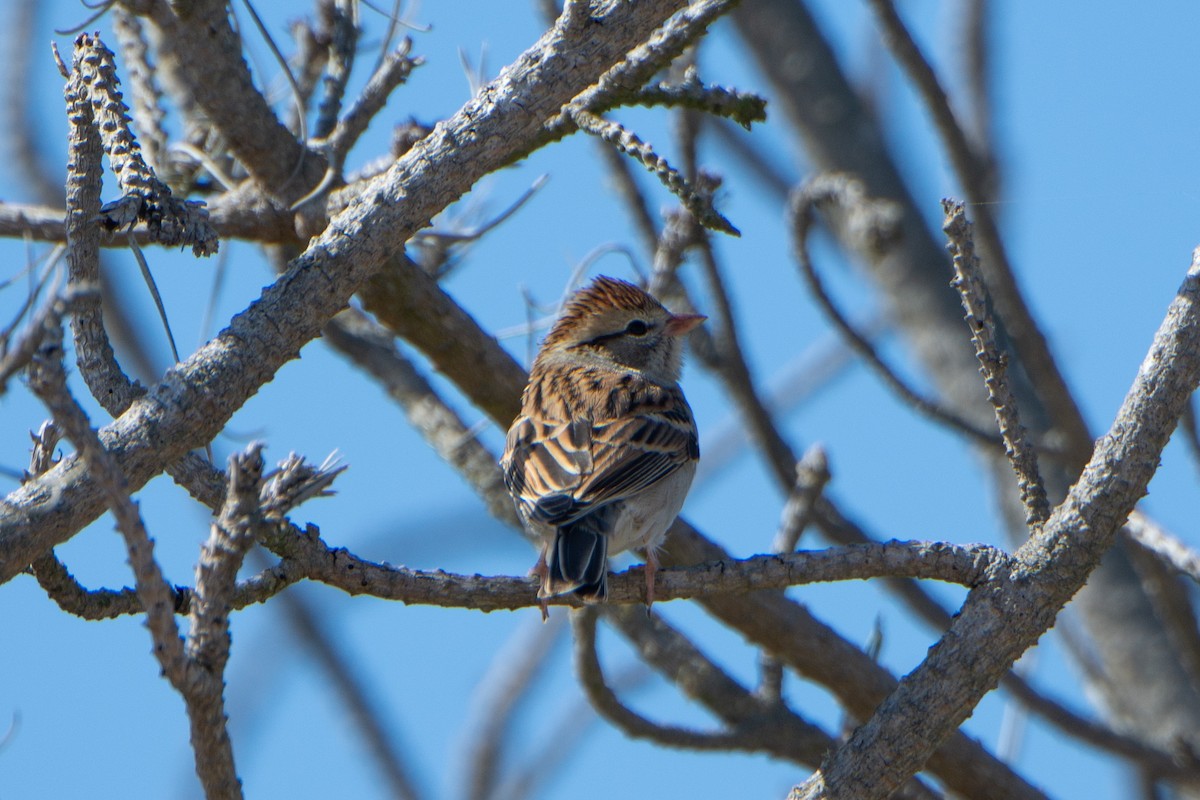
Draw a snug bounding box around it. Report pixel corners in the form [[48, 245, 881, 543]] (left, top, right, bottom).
[[634, 70, 766, 130], [313, 0, 359, 141], [2, 0, 706, 582], [957, 0, 998, 193], [0, 285, 92, 397], [61, 45, 228, 514], [760, 446, 832, 699], [557, 0, 737, 121], [140, 0, 328, 202], [664, 518, 1045, 800], [71, 33, 218, 256], [31, 552, 297, 622], [0, 196, 298, 247], [572, 606, 780, 752], [328, 35, 422, 159], [64, 41, 141, 412], [25, 317, 192, 713], [772, 446, 831, 554], [188, 446, 266, 674], [255, 531, 1007, 612], [792, 247, 1200, 799], [572, 108, 737, 236], [944, 199, 1049, 528], [1126, 511, 1200, 585]]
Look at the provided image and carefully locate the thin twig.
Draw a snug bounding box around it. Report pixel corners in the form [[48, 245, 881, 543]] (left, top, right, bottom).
[[0, 281, 86, 396], [327, 38, 422, 158], [772, 446, 832, 556], [558, 0, 739, 122], [240, 0, 309, 148], [760, 446, 829, 699], [572, 108, 737, 236], [126, 234, 181, 364], [313, 0, 358, 141], [284, 15, 328, 137], [943, 199, 1049, 528], [634, 73, 766, 130], [111, 8, 170, 175]]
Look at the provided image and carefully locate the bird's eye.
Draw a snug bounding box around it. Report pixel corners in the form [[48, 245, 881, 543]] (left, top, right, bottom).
[[624, 319, 650, 336]]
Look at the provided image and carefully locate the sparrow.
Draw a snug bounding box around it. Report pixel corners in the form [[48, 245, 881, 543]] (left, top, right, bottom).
[[501, 276, 704, 610]]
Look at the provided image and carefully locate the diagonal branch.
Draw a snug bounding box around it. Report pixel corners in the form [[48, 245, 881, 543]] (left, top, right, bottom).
[[0, 0, 706, 583], [792, 247, 1200, 799]]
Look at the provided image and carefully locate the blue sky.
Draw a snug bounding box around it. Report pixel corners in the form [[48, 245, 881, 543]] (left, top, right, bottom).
[[3, 2, 1200, 798]]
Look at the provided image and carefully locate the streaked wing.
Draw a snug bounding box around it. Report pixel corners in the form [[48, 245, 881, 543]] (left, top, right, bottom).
[[502, 415, 593, 520], [502, 368, 697, 525], [574, 394, 697, 509]]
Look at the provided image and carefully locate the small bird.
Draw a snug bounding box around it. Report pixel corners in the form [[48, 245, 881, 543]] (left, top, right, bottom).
[[501, 276, 704, 611]]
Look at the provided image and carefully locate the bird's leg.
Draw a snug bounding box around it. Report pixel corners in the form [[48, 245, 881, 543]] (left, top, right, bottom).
[[644, 550, 659, 613], [530, 549, 551, 621]]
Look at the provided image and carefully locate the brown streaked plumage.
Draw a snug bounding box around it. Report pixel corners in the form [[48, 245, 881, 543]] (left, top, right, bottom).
[[501, 276, 704, 610]]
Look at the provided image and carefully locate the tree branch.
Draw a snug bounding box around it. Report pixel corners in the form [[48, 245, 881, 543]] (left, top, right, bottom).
[[944, 200, 1049, 527], [0, 0, 705, 583], [792, 247, 1200, 798]]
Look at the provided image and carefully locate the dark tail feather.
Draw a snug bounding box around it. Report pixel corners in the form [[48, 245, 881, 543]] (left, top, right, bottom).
[[541, 512, 610, 602]]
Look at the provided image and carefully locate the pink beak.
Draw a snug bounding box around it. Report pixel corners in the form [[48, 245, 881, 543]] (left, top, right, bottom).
[[664, 313, 707, 336]]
